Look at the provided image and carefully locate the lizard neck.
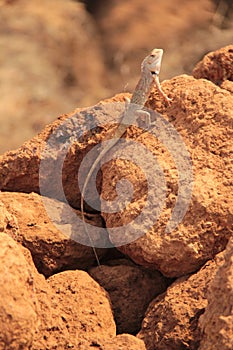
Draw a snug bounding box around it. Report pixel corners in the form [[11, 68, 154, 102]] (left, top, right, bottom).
[[130, 72, 153, 106]]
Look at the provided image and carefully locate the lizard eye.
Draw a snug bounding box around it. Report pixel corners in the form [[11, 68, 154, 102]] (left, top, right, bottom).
[[150, 54, 155, 58], [151, 71, 157, 75]]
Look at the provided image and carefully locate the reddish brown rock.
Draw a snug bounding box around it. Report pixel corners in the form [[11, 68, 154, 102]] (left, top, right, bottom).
[[89, 259, 169, 334], [137, 253, 224, 350], [22, 249, 70, 349], [0, 191, 106, 276], [29, 256, 117, 349], [100, 334, 146, 350], [0, 232, 38, 349], [0, 231, 74, 349], [0, 231, 119, 349], [198, 238, 233, 350], [47, 270, 116, 348], [102, 73, 233, 277], [0, 48, 232, 280], [0, 94, 127, 208], [0, 199, 18, 233], [193, 45, 233, 85]]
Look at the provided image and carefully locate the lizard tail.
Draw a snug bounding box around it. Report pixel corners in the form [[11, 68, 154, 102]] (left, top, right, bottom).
[[80, 137, 121, 267], [80, 171, 101, 267]]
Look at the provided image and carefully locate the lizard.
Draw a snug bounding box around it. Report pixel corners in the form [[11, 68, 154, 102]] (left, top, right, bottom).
[[80, 48, 171, 266]]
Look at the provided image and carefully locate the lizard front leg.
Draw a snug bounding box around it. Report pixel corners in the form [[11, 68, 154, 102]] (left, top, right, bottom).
[[152, 73, 172, 103]]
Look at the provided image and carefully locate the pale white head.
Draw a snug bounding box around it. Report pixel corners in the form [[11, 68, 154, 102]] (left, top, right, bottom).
[[141, 48, 164, 76]]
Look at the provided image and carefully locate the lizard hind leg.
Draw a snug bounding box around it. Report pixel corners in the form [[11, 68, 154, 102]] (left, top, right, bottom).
[[135, 109, 151, 130]]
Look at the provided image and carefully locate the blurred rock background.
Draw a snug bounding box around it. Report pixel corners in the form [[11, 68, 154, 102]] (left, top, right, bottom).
[[0, 0, 232, 153]]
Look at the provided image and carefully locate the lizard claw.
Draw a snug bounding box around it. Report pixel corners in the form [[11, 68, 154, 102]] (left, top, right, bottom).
[[135, 110, 151, 129]]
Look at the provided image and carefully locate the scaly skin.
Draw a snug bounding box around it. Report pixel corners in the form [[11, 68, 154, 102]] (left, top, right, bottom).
[[80, 48, 170, 266]]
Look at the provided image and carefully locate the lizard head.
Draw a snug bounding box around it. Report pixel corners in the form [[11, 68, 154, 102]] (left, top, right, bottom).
[[141, 48, 164, 76]]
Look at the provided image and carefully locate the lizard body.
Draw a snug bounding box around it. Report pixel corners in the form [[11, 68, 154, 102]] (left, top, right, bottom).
[[80, 48, 170, 266]]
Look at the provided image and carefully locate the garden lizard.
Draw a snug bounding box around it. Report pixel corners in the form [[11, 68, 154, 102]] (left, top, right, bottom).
[[80, 48, 171, 266]]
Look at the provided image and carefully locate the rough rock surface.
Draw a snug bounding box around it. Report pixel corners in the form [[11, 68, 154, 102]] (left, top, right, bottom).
[[33, 266, 144, 349], [0, 94, 128, 208], [102, 73, 233, 277], [46, 270, 116, 349], [0, 48, 232, 278], [0, 232, 38, 350], [193, 45, 233, 85], [0, 233, 123, 349], [0, 45, 232, 348], [100, 334, 146, 350], [0, 191, 106, 276], [89, 259, 169, 334], [31, 269, 117, 349], [198, 237, 233, 350], [137, 253, 224, 350]]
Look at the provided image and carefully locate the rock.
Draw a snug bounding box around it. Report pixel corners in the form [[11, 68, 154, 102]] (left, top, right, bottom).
[[0, 191, 106, 276], [1, 53, 232, 278], [198, 237, 233, 350], [0, 44, 232, 348], [0, 199, 18, 234], [0, 231, 118, 349], [137, 253, 224, 350], [102, 73, 233, 277], [30, 257, 116, 349], [0, 0, 105, 153], [0, 232, 38, 349], [46, 270, 116, 348], [100, 334, 146, 350], [23, 250, 70, 350], [0, 94, 127, 209], [0, 230, 75, 349], [89, 259, 169, 334], [193, 45, 233, 85], [1, 45, 233, 279]]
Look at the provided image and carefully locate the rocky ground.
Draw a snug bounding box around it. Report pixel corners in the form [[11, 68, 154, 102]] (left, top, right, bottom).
[[0, 44, 232, 349]]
